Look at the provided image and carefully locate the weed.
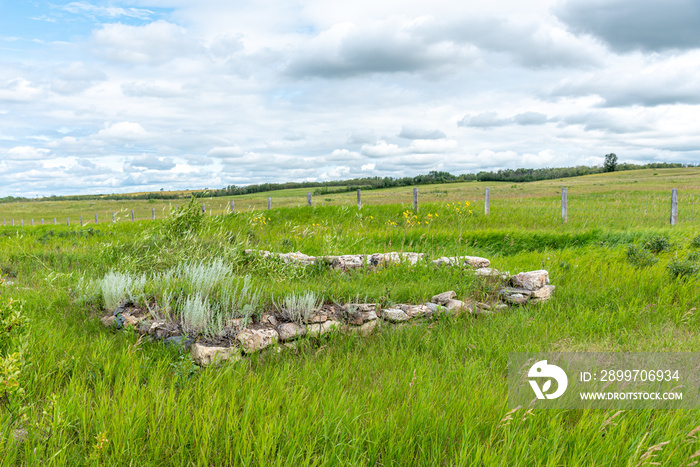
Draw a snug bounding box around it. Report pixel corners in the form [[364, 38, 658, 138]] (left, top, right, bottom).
[[277, 291, 321, 324], [626, 244, 658, 268], [668, 257, 700, 279], [643, 235, 671, 253]]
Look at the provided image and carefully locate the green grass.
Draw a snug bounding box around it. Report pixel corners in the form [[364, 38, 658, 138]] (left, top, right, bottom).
[[1, 169, 700, 465]]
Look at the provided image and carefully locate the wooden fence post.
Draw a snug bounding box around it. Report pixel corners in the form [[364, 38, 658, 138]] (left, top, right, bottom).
[[95, 213, 98, 224], [66, 218, 69, 226], [413, 188, 419, 213], [485, 187, 490, 215], [202, 203, 206, 214], [80, 215, 83, 227], [670, 189, 678, 226], [230, 200, 235, 213], [561, 187, 568, 223], [357, 189, 362, 210], [54, 218, 56, 225], [20, 220, 23, 227], [131, 209, 134, 222], [152, 207, 155, 220], [31, 219, 33, 226], [267, 197, 271, 210], [41, 219, 44, 225], [307, 192, 312, 206], [112, 212, 115, 224]]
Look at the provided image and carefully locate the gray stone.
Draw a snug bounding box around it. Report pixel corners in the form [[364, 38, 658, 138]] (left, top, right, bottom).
[[260, 313, 278, 326], [327, 255, 365, 270], [347, 319, 379, 336], [426, 302, 439, 312], [191, 343, 240, 366], [306, 320, 341, 338], [381, 308, 410, 323], [236, 327, 279, 353], [445, 299, 470, 312], [431, 291, 456, 305], [360, 310, 378, 322], [401, 252, 425, 265], [100, 315, 115, 327], [474, 267, 503, 277], [309, 312, 328, 323], [510, 270, 549, 291], [502, 293, 529, 306], [431, 256, 490, 268], [164, 335, 194, 349], [531, 285, 555, 300], [405, 304, 432, 318], [279, 252, 316, 266], [367, 252, 401, 266], [277, 322, 307, 342]]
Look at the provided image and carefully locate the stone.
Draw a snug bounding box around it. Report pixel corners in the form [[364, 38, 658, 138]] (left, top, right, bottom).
[[148, 321, 167, 335], [463, 256, 491, 268], [495, 303, 509, 311], [226, 317, 248, 329], [260, 313, 279, 326], [401, 252, 425, 265], [138, 321, 152, 334], [279, 252, 316, 266], [426, 302, 439, 312], [100, 315, 115, 327], [191, 343, 240, 366], [327, 255, 365, 270], [476, 302, 491, 311], [367, 252, 401, 266], [164, 335, 194, 349], [431, 256, 490, 268], [510, 270, 549, 291], [359, 310, 378, 322], [531, 285, 555, 300], [381, 308, 410, 323], [405, 304, 432, 318], [236, 327, 279, 353], [277, 322, 307, 342], [348, 319, 379, 336], [474, 268, 502, 277], [431, 291, 456, 305], [445, 299, 470, 312], [306, 320, 341, 338], [122, 314, 143, 327], [309, 312, 328, 323]]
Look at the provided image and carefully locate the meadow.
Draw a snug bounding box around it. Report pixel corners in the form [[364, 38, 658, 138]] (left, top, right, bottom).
[[1, 168, 700, 465]]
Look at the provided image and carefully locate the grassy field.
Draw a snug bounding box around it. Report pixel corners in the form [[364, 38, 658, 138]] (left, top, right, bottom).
[[1, 168, 700, 465]]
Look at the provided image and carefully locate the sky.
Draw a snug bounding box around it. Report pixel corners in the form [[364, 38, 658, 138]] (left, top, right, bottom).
[[1, 0, 699, 197]]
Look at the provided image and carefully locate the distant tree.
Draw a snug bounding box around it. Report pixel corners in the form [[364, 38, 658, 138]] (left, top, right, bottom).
[[604, 153, 618, 172]]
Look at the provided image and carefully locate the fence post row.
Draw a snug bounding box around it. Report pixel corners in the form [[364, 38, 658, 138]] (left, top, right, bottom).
[[66, 218, 69, 226], [95, 214, 98, 224], [307, 192, 312, 207], [230, 200, 235, 214], [484, 187, 490, 216], [357, 189, 362, 210], [561, 187, 568, 223], [267, 197, 271, 210], [80, 215, 83, 227], [202, 203, 206, 214], [152, 208, 155, 220], [670, 189, 678, 226], [130, 209, 134, 222], [413, 188, 419, 213]]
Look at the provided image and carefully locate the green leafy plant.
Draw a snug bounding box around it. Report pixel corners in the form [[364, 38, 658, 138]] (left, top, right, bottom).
[[668, 257, 699, 279], [643, 235, 671, 254], [626, 244, 658, 268], [0, 298, 29, 424]]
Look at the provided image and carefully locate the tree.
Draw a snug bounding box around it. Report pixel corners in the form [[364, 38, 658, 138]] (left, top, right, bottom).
[[604, 153, 618, 172]]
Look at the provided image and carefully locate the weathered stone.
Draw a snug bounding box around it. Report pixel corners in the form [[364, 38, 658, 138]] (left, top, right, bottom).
[[236, 327, 279, 353], [100, 315, 115, 327], [277, 322, 307, 342], [511, 270, 549, 291], [327, 255, 365, 270], [531, 285, 555, 300], [306, 320, 341, 338], [426, 302, 439, 312], [431, 291, 456, 305], [356, 319, 379, 336], [279, 252, 316, 266], [360, 310, 378, 322], [191, 343, 240, 366], [401, 252, 425, 265], [367, 252, 401, 266], [476, 302, 491, 310], [474, 267, 502, 277], [445, 299, 466, 311], [309, 312, 328, 323], [164, 335, 194, 349], [138, 321, 152, 334], [495, 303, 509, 311], [381, 308, 410, 323], [463, 256, 491, 268], [260, 313, 278, 326], [148, 321, 167, 335], [431, 256, 490, 268], [122, 314, 143, 327], [226, 317, 248, 329], [405, 304, 432, 318]]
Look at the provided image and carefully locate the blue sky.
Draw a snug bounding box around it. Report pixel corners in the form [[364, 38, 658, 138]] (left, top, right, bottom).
[[1, 0, 699, 196]]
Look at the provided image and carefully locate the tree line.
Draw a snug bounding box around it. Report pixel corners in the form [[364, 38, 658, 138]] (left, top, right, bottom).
[[0, 161, 695, 203]]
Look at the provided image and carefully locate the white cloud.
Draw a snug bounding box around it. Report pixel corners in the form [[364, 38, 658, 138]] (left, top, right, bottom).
[[92, 21, 193, 64], [6, 146, 51, 160], [96, 122, 148, 142], [361, 163, 375, 171]]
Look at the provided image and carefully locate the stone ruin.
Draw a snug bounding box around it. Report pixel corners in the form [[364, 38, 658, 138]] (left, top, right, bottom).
[[100, 251, 554, 366]]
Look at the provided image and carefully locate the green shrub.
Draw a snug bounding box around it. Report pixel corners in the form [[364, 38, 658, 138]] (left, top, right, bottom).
[[690, 236, 700, 249], [643, 235, 671, 254], [0, 298, 28, 423], [668, 257, 699, 279], [626, 244, 657, 268]]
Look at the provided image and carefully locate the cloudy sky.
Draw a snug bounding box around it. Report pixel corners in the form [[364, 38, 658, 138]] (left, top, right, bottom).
[[1, 0, 699, 196]]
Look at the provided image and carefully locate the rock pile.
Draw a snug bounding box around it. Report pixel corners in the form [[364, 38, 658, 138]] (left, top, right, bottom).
[[99, 252, 555, 367]]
